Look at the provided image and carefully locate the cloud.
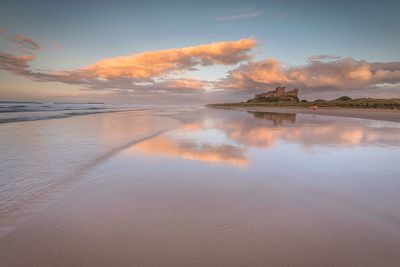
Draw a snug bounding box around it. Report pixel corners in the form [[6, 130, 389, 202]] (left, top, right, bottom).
[[162, 78, 210, 90], [8, 34, 41, 51], [52, 41, 63, 50], [0, 38, 256, 94], [82, 38, 256, 80], [219, 57, 400, 95], [0, 52, 34, 76], [1, 35, 399, 100], [307, 54, 342, 62], [217, 9, 263, 21]]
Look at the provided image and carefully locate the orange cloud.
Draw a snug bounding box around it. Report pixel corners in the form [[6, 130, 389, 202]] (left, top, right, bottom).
[[222, 59, 288, 90], [0, 38, 256, 95], [1, 33, 400, 99], [220, 57, 400, 93], [83, 38, 256, 80], [162, 78, 208, 90]]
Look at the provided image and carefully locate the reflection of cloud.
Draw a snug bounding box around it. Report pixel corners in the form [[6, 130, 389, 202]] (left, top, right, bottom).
[[178, 111, 400, 149], [131, 135, 249, 167], [124, 111, 399, 167], [221, 113, 400, 148], [226, 124, 370, 148], [180, 122, 203, 132]]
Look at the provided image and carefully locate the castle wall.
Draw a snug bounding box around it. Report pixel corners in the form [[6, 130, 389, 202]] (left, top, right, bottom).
[[284, 88, 298, 97], [254, 87, 298, 99]]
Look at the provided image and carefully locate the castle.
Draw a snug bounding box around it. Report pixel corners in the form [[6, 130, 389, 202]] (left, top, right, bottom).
[[255, 86, 299, 99]]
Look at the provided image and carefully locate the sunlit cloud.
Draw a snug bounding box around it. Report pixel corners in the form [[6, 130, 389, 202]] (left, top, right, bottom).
[[0, 38, 256, 94], [162, 78, 210, 90], [82, 38, 256, 80], [219, 57, 400, 95], [0, 32, 399, 100]]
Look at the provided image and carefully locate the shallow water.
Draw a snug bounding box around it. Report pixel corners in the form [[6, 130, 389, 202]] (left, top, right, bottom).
[[0, 109, 184, 236], [0, 101, 198, 123], [1, 109, 400, 266]]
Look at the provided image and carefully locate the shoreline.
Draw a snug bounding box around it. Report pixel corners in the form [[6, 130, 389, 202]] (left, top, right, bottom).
[[208, 106, 400, 122], [0, 109, 137, 124]]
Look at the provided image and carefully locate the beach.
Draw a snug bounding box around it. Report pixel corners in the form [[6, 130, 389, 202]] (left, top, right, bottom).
[[2, 0, 399, 265], [1, 108, 400, 266]]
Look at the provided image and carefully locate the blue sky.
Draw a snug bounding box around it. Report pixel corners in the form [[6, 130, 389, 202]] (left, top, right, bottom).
[[0, 0, 399, 103]]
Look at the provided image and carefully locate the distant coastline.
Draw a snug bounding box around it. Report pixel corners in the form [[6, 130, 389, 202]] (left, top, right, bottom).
[[207, 90, 400, 122], [207, 97, 400, 110], [208, 86, 400, 110]]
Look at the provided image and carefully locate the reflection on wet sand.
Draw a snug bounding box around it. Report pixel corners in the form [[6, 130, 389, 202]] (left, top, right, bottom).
[[190, 110, 400, 148], [242, 111, 400, 148], [124, 110, 400, 168], [132, 136, 248, 167], [0, 111, 179, 237], [1, 109, 400, 266], [250, 111, 297, 125]]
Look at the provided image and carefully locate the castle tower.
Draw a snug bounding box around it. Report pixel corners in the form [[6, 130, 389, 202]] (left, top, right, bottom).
[[275, 86, 285, 97]]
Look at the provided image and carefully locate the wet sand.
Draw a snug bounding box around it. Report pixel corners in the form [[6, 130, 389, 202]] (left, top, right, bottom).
[[1, 109, 400, 266], [0, 111, 180, 237], [212, 106, 400, 122]]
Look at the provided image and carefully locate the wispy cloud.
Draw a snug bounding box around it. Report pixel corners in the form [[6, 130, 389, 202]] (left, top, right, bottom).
[[307, 54, 342, 62], [52, 41, 63, 50], [217, 8, 263, 21], [0, 52, 34, 76], [8, 34, 41, 51]]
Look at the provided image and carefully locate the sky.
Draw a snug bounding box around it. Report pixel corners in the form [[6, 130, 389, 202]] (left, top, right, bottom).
[[0, 0, 399, 103]]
